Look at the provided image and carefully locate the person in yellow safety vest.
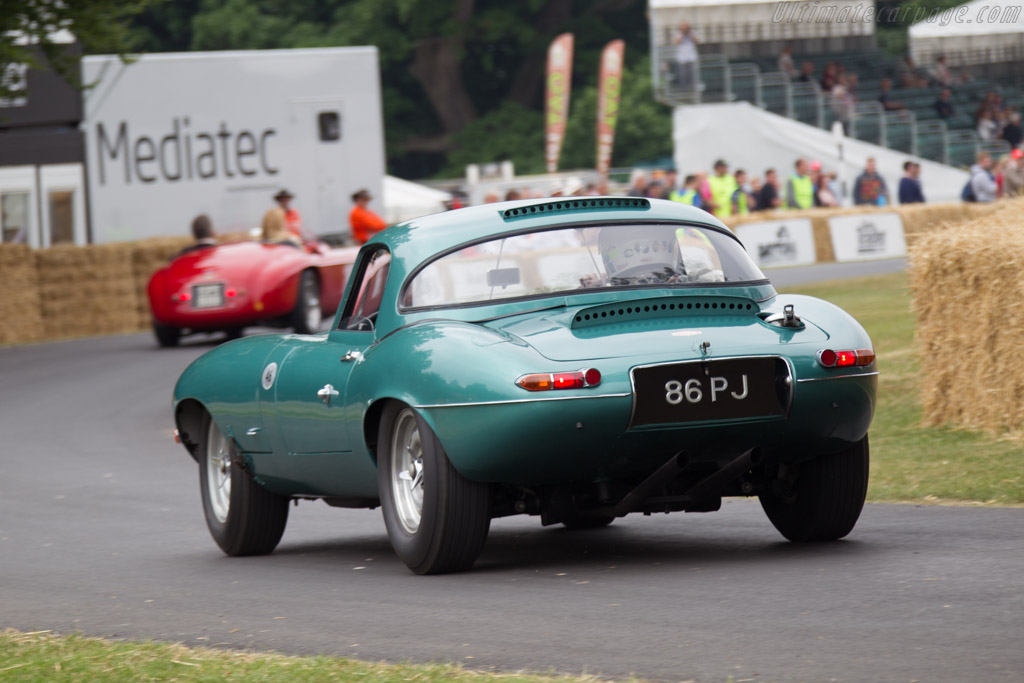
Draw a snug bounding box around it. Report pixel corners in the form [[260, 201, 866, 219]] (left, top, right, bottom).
[[670, 174, 705, 210], [786, 158, 815, 210], [707, 159, 738, 218], [731, 168, 753, 215]]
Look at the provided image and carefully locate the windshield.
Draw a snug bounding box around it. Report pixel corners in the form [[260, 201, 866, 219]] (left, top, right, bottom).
[[404, 223, 766, 309]]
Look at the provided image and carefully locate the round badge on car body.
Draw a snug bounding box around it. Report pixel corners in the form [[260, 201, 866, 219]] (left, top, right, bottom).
[[261, 362, 278, 390]]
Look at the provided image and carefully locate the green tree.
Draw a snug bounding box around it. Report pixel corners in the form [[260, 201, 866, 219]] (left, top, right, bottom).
[[1, 0, 152, 97], [127, 0, 650, 178]]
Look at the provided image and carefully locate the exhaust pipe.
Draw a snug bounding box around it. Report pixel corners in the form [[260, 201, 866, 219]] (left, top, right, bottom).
[[681, 448, 762, 502], [608, 451, 690, 518]]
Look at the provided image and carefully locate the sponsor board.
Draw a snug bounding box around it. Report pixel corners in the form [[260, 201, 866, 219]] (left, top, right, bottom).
[[829, 212, 907, 262], [735, 219, 816, 268]]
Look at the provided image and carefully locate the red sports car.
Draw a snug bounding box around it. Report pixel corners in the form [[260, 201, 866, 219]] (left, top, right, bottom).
[[147, 241, 359, 346]]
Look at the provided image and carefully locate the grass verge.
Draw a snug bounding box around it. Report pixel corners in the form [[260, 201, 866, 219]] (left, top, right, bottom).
[[0, 629, 629, 683], [783, 271, 1024, 506]]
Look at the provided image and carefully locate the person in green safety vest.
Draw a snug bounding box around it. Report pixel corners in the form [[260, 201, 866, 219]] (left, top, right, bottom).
[[731, 169, 754, 215], [669, 174, 705, 210], [707, 159, 738, 218], [786, 158, 815, 210]]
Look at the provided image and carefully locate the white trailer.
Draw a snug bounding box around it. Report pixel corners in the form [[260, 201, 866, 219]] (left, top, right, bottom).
[[81, 47, 385, 243]]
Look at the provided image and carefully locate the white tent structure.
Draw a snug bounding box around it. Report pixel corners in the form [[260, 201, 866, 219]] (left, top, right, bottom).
[[673, 102, 968, 203], [909, 0, 1024, 66], [382, 175, 452, 224]]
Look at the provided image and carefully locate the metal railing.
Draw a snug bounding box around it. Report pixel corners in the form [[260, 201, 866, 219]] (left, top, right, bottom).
[[653, 51, 1009, 168]]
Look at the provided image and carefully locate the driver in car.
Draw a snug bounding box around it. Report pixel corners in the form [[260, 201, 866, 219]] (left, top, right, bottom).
[[597, 225, 686, 286]]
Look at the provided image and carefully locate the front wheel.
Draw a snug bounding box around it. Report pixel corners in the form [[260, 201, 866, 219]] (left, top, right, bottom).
[[378, 403, 490, 574], [290, 270, 321, 334], [198, 412, 289, 556], [759, 435, 869, 542]]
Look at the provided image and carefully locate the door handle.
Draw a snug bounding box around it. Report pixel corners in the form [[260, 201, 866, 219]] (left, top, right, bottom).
[[341, 350, 363, 363], [317, 384, 339, 405]]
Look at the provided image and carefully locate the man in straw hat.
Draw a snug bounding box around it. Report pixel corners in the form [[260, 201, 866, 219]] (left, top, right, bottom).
[[349, 188, 387, 245]]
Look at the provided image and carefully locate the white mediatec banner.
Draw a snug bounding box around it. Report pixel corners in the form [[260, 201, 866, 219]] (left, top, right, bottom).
[[735, 218, 816, 269], [829, 212, 907, 262]]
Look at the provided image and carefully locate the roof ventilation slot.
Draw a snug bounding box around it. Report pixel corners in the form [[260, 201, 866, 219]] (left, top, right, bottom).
[[502, 197, 650, 220]]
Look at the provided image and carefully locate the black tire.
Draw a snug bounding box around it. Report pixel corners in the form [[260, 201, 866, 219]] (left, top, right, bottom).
[[759, 435, 869, 542], [224, 328, 244, 341], [154, 322, 181, 347], [378, 402, 490, 574], [562, 514, 615, 530], [197, 411, 289, 556], [290, 270, 321, 334]]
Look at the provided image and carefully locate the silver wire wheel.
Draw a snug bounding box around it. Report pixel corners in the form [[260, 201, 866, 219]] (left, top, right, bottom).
[[389, 407, 425, 535], [205, 418, 232, 524]]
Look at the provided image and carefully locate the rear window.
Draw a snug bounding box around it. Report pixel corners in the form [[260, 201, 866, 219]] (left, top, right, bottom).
[[404, 223, 765, 309]]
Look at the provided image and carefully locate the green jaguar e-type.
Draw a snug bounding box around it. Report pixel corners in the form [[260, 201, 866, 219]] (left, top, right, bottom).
[[172, 197, 876, 574]]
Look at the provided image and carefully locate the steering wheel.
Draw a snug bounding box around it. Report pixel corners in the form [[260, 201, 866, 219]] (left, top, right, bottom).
[[351, 312, 376, 332]]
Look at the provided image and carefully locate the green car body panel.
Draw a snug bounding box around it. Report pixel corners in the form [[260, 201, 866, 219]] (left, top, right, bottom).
[[174, 198, 876, 502]]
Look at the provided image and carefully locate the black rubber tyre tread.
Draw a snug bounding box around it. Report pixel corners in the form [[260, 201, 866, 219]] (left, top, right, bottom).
[[290, 270, 320, 334], [198, 412, 289, 557], [759, 435, 869, 542], [378, 402, 490, 575], [154, 323, 181, 347]]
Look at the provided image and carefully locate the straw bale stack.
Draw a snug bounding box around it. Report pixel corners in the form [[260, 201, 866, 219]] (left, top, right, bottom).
[[130, 237, 192, 328], [910, 198, 1024, 433], [0, 244, 44, 344], [35, 243, 140, 339]]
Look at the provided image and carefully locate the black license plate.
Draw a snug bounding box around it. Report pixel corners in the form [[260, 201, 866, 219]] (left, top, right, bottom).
[[631, 357, 788, 427], [192, 283, 225, 309]]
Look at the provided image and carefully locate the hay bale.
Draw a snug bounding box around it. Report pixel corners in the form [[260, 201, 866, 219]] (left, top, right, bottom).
[[0, 244, 44, 344], [131, 237, 192, 328], [33, 242, 140, 339], [910, 200, 1024, 433]]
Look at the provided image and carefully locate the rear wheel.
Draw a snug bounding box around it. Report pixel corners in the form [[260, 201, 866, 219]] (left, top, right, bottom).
[[759, 435, 869, 542], [378, 402, 490, 574], [290, 270, 321, 334], [153, 322, 181, 347], [198, 412, 289, 556]]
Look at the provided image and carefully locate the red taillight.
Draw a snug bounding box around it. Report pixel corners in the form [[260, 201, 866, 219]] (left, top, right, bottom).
[[552, 372, 584, 389], [835, 350, 856, 367], [818, 348, 875, 368], [225, 288, 237, 298], [178, 292, 192, 302], [516, 368, 601, 392]]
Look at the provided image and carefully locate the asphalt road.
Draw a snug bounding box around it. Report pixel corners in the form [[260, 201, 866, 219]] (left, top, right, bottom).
[[3, 259, 1023, 683], [766, 257, 906, 289]]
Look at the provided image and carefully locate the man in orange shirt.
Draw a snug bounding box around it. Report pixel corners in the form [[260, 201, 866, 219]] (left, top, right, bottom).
[[349, 188, 387, 244]]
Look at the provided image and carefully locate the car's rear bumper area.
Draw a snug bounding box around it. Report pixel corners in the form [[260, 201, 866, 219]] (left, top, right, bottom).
[[420, 373, 876, 485], [154, 300, 290, 330]]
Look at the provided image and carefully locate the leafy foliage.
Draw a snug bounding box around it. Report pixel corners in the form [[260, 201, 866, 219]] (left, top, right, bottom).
[[127, 0, 653, 179], [0, 0, 152, 96]]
